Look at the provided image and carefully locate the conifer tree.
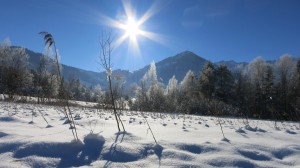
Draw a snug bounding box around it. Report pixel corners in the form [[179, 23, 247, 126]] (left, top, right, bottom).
[[215, 64, 234, 103], [199, 62, 216, 99]]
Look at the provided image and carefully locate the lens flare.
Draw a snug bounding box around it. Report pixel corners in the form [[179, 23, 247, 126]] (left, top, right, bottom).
[[124, 17, 141, 40], [99, 0, 167, 54]]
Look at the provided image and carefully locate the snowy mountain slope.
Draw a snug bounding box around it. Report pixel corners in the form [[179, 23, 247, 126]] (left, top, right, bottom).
[[24, 47, 104, 87], [131, 51, 208, 84], [0, 101, 300, 167], [20, 47, 220, 87]]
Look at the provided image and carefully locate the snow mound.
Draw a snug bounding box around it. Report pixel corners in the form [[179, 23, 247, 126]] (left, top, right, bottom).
[[102, 132, 146, 163], [0, 116, 20, 122], [244, 125, 266, 132], [0, 131, 9, 138], [0, 141, 25, 154], [235, 127, 246, 134], [101, 132, 163, 164], [237, 149, 271, 161], [272, 145, 300, 160], [22, 156, 59, 168], [207, 157, 258, 168], [13, 140, 84, 158], [285, 129, 297, 134], [162, 148, 195, 161], [177, 143, 219, 154]]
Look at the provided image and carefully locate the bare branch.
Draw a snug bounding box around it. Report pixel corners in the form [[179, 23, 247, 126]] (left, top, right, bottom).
[[98, 29, 125, 132]]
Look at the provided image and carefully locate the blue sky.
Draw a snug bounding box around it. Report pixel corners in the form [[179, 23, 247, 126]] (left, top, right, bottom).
[[1, 0, 300, 72]]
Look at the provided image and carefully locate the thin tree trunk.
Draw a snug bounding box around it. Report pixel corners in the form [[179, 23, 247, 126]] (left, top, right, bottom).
[[108, 75, 121, 132]]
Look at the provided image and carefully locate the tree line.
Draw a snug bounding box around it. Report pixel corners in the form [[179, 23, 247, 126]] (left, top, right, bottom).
[[1, 39, 300, 121], [130, 57, 300, 122], [0, 39, 103, 103]]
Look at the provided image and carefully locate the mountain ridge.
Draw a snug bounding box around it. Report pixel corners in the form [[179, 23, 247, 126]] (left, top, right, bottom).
[[14, 46, 247, 89]]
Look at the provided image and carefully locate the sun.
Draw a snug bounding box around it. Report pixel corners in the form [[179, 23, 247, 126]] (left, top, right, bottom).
[[102, 1, 166, 52], [124, 17, 141, 40]]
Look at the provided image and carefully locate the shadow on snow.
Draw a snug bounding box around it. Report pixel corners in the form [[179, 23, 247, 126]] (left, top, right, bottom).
[[13, 133, 105, 167]]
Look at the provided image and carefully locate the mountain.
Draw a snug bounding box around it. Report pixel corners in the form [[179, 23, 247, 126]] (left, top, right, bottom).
[[23, 48, 104, 87], [18, 47, 246, 90], [130, 51, 208, 84], [24, 48, 211, 87]]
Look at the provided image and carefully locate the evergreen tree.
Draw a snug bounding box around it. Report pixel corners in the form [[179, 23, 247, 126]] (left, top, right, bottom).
[[295, 59, 300, 120], [261, 65, 275, 119], [215, 64, 234, 103], [199, 62, 216, 99]]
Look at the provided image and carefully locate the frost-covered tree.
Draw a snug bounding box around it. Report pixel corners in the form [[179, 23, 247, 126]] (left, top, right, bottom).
[[32, 55, 59, 103], [139, 61, 165, 111], [247, 57, 272, 118], [178, 70, 198, 113], [248, 56, 268, 87], [232, 64, 251, 120], [133, 81, 149, 111], [93, 84, 104, 103], [148, 82, 165, 111], [68, 78, 82, 100], [142, 61, 158, 89], [165, 75, 179, 112], [0, 39, 32, 98], [275, 54, 297, 119], [166, 75, 178, 95], [0, 39, 11, 93], [180, 70, 196, 94]]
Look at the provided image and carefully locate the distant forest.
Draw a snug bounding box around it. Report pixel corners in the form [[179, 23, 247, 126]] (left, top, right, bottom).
[[1, 40, 300, 122]]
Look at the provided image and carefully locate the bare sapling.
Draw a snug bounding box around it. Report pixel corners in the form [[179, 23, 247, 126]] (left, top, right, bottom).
[[99, 30, 125, 132], [39, 32, 79, 141]]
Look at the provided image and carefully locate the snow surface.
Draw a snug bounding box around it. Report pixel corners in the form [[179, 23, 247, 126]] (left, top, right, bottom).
[[0, 101, 300, 168]]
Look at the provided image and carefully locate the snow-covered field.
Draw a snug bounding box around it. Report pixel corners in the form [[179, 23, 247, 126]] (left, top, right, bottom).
[[0, 101, 300, 168]]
